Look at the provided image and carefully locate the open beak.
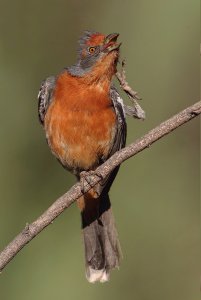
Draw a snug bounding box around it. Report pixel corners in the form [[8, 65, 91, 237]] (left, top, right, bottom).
[[103, 33, 121, 52]]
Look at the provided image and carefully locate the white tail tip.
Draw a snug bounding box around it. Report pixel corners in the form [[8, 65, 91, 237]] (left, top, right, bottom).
[[86, 267, 110, 283]]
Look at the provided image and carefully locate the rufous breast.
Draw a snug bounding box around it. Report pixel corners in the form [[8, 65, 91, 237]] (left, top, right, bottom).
[[44, 71, 117, 173]]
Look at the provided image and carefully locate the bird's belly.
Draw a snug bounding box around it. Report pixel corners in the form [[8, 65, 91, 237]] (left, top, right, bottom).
[[45, 105, 116, 173]]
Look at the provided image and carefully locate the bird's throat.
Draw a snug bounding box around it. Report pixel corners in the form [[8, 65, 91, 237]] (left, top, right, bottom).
[[83, 51, 118, 87]]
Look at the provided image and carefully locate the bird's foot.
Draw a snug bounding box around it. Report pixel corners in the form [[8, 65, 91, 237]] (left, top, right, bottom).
[[80, 170, 103, 194]]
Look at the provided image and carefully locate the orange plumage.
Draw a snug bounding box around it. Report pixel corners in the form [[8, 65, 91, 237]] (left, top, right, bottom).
[[45, 70, 116, 172]]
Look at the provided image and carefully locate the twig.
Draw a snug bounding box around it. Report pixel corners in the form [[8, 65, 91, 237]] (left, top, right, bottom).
[[0, 100, 200, 272], [116, 60, 145, 119], [116, 60, 142, 100]]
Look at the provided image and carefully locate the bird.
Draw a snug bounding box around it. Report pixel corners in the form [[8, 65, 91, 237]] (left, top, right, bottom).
[[38, 31, 127, 283]]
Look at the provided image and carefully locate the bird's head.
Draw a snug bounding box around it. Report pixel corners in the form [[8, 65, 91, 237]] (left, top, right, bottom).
[[71, 31, 121, 80]]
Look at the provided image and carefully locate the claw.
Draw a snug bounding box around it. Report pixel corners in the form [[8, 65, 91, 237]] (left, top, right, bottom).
[[80, 170, 103, 194]]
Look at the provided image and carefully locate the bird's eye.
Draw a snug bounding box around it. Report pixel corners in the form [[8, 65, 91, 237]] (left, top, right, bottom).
[[88, 47, 96, 54]]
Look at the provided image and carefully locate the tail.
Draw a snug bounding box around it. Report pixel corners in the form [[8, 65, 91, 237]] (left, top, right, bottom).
[[79, 191, 121, 283]]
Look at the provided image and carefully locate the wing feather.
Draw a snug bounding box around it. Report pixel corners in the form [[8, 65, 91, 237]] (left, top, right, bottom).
[[38, 76, 56, 125], [96, 86, 127, 195], [109, 86, 127, 156]]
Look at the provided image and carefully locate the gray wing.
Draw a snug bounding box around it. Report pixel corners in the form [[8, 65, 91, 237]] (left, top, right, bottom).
[[108, 86, 127, 157], [38, 76, 56, 125], [95, 86, 127, 196]]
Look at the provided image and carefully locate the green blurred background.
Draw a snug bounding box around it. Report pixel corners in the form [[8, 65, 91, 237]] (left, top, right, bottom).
[[0, 0, 199, 299]]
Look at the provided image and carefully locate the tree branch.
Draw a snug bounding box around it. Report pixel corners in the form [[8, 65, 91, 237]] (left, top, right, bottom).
[[0, 100, 200, 272]]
